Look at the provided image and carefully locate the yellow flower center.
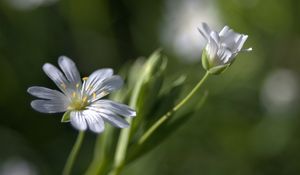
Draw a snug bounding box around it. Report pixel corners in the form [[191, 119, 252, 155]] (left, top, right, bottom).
[[65, 79, 98, 110], [67, 92, 89, 110]]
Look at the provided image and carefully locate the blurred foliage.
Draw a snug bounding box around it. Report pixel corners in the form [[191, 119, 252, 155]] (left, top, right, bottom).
[[0, 0, 300, 175]]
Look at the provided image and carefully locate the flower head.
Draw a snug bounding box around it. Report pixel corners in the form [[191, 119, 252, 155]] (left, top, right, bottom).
[[199, 22, 252, 74], [28, 56, 136, 133]]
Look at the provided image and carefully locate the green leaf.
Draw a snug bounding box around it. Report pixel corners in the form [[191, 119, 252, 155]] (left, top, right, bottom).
[[111, 50, 168, 171], [129, 50, 165, 109], [142, 49, 166, 81], [61, 111, 71, 122], [129, 50, 168, 138], [126, 111, 193, 164], [132, 72, 164, 125], [128, 58, 146, 90], [127, 90, 208, 163], [144, 75, 186, 127]]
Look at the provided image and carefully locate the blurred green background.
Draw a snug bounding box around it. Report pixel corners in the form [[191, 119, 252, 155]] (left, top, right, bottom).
[[0, 0, 300, 174]]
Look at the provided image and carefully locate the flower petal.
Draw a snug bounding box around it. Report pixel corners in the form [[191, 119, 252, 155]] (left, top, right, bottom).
[[219, 27, 240, 45], [85, 69, 113, 89], [91, 75, 124, 101], [217, 47, 233, 63], [210, 31, 220, 44], [43, 63, 69, 93], [102, 113, 129, 128], [219, 26, 230, 37], [198, 22, 212, 40], [58, 56, 82, 87], [234, 34, 248, 52], [206, 38, 218, 60], [27, 86, 67, 100], [89, 100, 136, 117], [84, 110, 105, 133], [92, 108, 129, 128], [84, 69, 113, 94], [70, 111, 87, 131], [31, 99, 68, 113]]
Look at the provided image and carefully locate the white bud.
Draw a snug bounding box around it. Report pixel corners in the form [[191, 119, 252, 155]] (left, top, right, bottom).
[[199, 23, 252, 75]]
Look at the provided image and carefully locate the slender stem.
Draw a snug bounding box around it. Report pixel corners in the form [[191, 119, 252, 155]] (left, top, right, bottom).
[[62, 131, 85, 175], [108, 120, 132, 175], [109, 75, 142, 175], [84, 126, 112, 175], [84, 134, 104, 175], [108, 127, 130, 175], [108, 166, 123, 175], [138, 71, 210, 144]]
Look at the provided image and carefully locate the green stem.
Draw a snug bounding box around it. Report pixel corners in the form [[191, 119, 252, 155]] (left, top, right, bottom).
[[84, 126, 112, 175], [108, 164, 123, 175], [84, 135, 104, 175], [108, 120, 132, 175], [62, 131, 85, 175], [109, 73, 142, 175], [138, 71, 210, 144]]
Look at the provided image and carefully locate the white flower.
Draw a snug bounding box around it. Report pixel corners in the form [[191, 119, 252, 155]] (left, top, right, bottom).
[[199, 22, 252, 74], [27, 56, 136, 133]]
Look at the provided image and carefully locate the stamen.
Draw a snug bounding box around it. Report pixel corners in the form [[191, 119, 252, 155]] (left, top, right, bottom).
[[76, 83, 80, 88], [234, 48, 252, 54], [61, 83, 66, 90], [82, 96, 88, 103], [93, 92, 96, 99], [81, 77, 89, 94], [99, 91, 108, 97], [72, 92, 76, 98], [244, 48, 253, 52]]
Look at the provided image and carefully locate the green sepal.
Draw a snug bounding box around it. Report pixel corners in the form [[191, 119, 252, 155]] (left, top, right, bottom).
[[207, 64, 230, 75], [201, 49, 210, 71], [202, 49, 231, 75], [61, 111, 71, 122]]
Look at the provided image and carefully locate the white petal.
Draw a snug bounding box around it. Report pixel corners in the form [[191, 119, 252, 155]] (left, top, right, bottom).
[[58, 56, 82, 87], [85, 69, 114, 88], [43, 63, 69, 93], [102, 114, 129, 128], [210, 31, 220, 44], [91, 76, 124, 101], [84, 69, 113, 94], [217, 48, 232, 63], [90, 100, 136, 117], [27, 86, 67, 100], [219, 26, 230, 37], [198, 22, 212, 40], [206, 38, 218, 59], [220, 29, 241, 50], [94, 108, 129, 128], [31, 99, 68, 113], [84, 110, 105, 133], [219, 27, 235, 40], [234, 35, 248, 52], [70, 111, 87, 131]]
